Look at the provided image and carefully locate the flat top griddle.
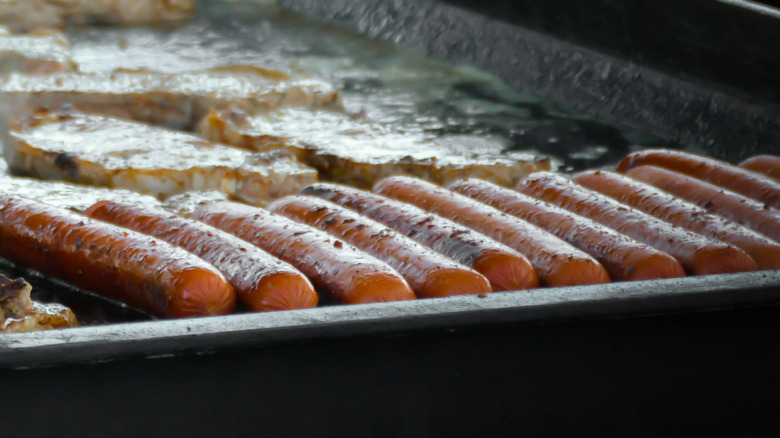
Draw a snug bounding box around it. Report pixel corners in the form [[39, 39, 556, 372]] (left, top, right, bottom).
[[1, 0, 778, 365], [2, 1, 780, 436], [1, 1, 656, 331]]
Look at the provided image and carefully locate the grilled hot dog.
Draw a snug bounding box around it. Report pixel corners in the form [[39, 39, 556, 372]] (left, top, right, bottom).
[[270, 195, 493, 298], [573, 169, 780, 270], [517, 172, 758, 275], [449, 178, 685, 281], [192, 201, 416, 304], [623, 165, 780, 243], [299, 182, 539, 291], [739, 155, 780, 183], [617, 149, 780, 208], [374, 176, 610, 287], [85, 200, 318, 311], [0, 194, 236, 318]]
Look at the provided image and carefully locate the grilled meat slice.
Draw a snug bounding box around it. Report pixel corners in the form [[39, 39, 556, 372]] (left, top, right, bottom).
[[1, 275, 79, 333], [0, 160, 159, 212], [0, 66, 344, 130], [5, 110, 318, 205], [0, 275, 32, 320], [0, 27, 75, 74], [198, 108, 550, 188], [1, 302, 79, 332], [0, 0, 196, 32]]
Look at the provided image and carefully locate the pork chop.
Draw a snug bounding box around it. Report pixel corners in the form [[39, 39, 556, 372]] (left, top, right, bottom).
[[198, 108, 550, 188], [5, 110, 318, 205]]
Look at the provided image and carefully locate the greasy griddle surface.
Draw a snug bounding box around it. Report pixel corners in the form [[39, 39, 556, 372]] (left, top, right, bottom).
[[0, 1, 716, 326], [65, 1, 663, 171]]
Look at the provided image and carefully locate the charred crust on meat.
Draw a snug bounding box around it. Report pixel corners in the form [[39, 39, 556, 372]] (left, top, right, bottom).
[[0, 276, 30, 301], [53, 152, 79, 178], [300, 186, 327, 197], [147, 284, 171, 311], [1, 274, 33, 320]]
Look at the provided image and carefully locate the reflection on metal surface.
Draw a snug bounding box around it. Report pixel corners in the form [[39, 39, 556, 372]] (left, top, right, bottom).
[[67, 1, 661, 170]]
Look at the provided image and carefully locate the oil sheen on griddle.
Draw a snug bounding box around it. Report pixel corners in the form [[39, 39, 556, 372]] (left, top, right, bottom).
[[5, 2, 666, 324], [67, 1, 665, 173]]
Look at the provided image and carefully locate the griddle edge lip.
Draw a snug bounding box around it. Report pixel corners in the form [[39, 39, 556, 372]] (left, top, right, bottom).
[[2, 270, 778, 369]]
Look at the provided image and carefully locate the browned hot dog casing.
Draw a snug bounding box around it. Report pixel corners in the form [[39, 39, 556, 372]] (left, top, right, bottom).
[[85, 200, 318, 312], [192, 201, 416, 304], [299, 182, 539, 291], [617, 149, 780, 208], [449, 178, 685, 281], [740, 155, 780, 182], [573, 169, 780, 270], [270, 195, 493, 298], [517, 172, 758, 275], [373, 176, 610, 287], [623, 165, 780, 243], [0, 194, 236, 318]]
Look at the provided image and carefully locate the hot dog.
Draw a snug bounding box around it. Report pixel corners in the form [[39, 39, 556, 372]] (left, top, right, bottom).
[[449, 178, 686, 281], [739, 155, 780, 182], [517, 172, 758, 275], [269, 195, 493, 298], [373, 176, 610, 287], [617, 149, 780, 208], [624, 165, 780, 243], [85, 200, 318, 312], [299, 182, 539, 291], [573, 169, 780, 270], [191, 201, 416, 304], [0, 194, 236, 318]]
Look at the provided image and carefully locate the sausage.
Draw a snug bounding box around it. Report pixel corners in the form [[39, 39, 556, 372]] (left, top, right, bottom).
[[449, 178, 685, 281], [299, 183, 539, 291], [624, 165, 780, 243], [269, 195, 493, 298], [739, 155, 780, 182], [191, 201, 416, 304], [85, 200, 318, 312], [573, 170, 780, 270], [373, 176, 610, 287], [0, 194, 236, 318], [517, 172, 758, 275], [617, 149, 780, 208]]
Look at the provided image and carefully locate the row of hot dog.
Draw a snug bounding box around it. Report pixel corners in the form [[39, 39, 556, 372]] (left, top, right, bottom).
[[1, 148, 778, 319]]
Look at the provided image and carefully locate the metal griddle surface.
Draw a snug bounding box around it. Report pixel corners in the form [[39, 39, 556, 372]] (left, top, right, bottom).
[[3, 1, 660, 331], [2, 2, 780, 437], [1, 0, 779, 370]]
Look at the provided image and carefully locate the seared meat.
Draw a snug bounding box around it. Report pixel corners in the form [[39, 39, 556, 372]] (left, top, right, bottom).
[[0, 160, 159, 212], [0, 66, 344, 130], [5, 110, 318, 205], [0, 275, 32, 320], [160, 190, 229, 217], [198, 108, 551, 188], [1, 274, 79, 333], [0, 27, 75, 74], [0, 0, 196, 32]]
